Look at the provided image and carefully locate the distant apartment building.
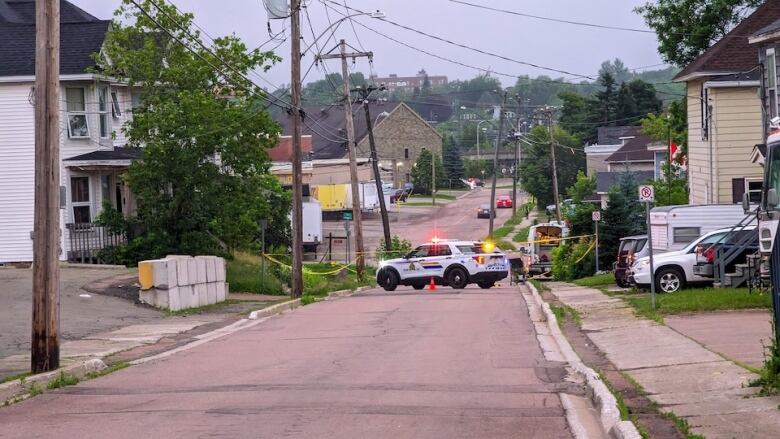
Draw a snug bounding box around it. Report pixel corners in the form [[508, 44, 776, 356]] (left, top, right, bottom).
[[371, 69, 448, 92]]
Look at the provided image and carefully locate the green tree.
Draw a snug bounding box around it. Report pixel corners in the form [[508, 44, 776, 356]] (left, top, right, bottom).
[[599, 58, 632, 84], [442, 136, 465, 187], [600, 173, 647, 268], [411, 149, 446, 195], [558, 91, 597, 144], [100, 0, 290, 257], [519, 125, 585, 208], [594, 71, 618, 125], [463, 159, 493, 179], [565, 171, 597, 236], [635, 0, 762, 66]]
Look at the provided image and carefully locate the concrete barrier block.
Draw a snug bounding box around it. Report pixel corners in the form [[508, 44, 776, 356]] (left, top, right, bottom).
[[195, 257, 207, 284], [139, 289, 155, 306], [175, 257, 189, 286], [216, 282, 226, 302], [206, 282, 217, 305], [199, 256, 218, 282], [167, 286, 181, 311], [215, 257, 226, 281], [138, 260, 157, 290], [195, 283, 208, 307], [178, 285, 193, 309], [187, 258, 198, 286], [154, 288, 170, 309], [153, 259, 178, 289]]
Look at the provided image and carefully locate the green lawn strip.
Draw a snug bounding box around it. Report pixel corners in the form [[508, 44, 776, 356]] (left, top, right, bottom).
[[626, 287, 769, 317], [300, 264, 376, 304], [47, 372, 79, 390], [1, 372, 31, 385], [573, 273, 615, 288], [495, 240, 515, 251], [410, 193, 456, 200], [529, 278, 550, 293], [548, 304, 582, 328], [226, 252, 286, 295], [163, 300, 243, 317], [512, 227, 530, 242], [403, 202, 443, 207], [493, 226, 514, 239]]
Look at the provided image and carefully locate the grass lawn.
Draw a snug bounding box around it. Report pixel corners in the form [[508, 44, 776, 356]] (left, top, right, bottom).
[[512, 227, 530, 242], [410, 193, 456, 201], [227, 252, 286, 295], [493, 225, 514, 239], [625, 287, 771, 324], [573, 273, 615, 288]]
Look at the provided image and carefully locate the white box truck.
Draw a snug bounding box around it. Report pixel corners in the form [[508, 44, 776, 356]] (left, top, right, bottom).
[[649, 204, 755, 252], [345, 183, 380, 212], [290, 200, 322, 252]]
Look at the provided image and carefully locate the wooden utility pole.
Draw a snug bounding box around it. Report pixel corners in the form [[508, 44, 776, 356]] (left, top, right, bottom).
[[316, 40, 372, 279], [356, 86, 392, 250], [31, 0, 61, 373], [289, 0, 303, 298], [488, 91, 508, 238], [540, 106, 562, 223], [432, 150, 436, 206], [511, 94, 522, 217]]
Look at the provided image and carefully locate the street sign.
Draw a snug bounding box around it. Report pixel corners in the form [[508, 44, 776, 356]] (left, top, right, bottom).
[[342, 211, 353, 221], [639, 185, 655, 202], [592, 211, 601, 222]]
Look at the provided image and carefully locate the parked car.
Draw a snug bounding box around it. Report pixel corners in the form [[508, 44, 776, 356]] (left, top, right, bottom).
[[477, 204, 494, 219], [390, 189, 409, 204], [376, 240, 509, 291], [630, 226, 757, 293], [496, 195, 513, 209], [614, 235, 648, 288]]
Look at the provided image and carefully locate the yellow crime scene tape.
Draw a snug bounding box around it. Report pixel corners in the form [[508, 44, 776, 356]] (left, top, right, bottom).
[[262, 253, 357, 276]]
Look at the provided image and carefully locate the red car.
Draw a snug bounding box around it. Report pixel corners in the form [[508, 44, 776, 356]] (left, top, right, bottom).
[[496, 195, 513, 208]]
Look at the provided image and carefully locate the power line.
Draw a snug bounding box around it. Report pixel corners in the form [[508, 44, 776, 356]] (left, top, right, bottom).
[[321, 0, 595, 80]]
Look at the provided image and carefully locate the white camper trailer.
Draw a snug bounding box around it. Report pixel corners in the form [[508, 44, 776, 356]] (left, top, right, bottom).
[[523, 221, 570, 275], [649, 204, 754, 252]]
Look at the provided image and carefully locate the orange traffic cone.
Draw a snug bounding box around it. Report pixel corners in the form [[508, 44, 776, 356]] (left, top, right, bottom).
[[428, 277, 436, 291]]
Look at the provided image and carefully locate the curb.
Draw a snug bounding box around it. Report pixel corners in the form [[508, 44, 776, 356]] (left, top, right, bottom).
[[1, 358, 106, 405], [525, 282, 641, 439]]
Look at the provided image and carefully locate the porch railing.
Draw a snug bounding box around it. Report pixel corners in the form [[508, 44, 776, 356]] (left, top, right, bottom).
[[65, 223, 127, 264]]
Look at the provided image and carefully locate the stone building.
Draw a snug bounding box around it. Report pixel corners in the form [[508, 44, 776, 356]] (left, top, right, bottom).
[[277, 101, 442, 188]]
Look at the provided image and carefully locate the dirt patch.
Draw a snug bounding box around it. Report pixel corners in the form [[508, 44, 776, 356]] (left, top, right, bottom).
[[83, 273, 142, 303], [542, 291, 683, 439]]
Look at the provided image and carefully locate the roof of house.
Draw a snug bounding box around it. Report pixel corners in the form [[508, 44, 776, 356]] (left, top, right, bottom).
[[0, 0, 98, 24], [604, 133, 655, 163], [596, 171, 655, 193], [596, 126, 641, 145], [674, 0, 780, 82], [277, 101, 437, 160], [64, 147, 143, 162], [752, 17, 780, 41], [0, 0, 109, 77]]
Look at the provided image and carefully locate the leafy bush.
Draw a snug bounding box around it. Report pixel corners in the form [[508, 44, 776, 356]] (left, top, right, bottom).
[[552, 238, 596, 280], [375, 235, 413, 260]]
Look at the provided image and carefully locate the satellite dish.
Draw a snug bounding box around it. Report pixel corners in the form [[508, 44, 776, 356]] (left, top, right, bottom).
[[263, 0, 290, 19]]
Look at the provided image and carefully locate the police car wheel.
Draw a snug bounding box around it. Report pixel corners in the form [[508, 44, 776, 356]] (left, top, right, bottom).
[[446, 267, 468, 289], [380, 269, 399, 291]]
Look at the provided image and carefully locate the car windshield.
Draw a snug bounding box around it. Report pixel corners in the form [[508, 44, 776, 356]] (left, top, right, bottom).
[[684, 232, 727, 253]]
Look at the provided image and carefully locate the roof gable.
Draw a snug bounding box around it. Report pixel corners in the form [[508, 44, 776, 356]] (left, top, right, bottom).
[[604, 133, 655, 163], [0, 0, 98, 24], [675, 0, 780, 81]]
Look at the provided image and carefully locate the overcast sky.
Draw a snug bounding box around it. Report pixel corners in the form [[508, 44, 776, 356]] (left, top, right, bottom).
[[70, 0, 666, 88]]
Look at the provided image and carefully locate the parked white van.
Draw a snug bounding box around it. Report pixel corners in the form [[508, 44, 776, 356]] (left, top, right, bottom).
[[649, 204, 755, 252]]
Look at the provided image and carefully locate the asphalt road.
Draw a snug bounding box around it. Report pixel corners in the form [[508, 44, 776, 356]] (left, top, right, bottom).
[[0, 284, 573, 439], [323, 185, 523, 261]]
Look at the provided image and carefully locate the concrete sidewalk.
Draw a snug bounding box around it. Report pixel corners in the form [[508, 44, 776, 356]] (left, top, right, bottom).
[[546, 282, 780, 439]]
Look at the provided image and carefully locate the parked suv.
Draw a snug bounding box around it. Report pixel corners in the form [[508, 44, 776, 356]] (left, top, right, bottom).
[[376, 240, 509, 291], [630, 226, 757, 293], [614, 235, 648, 288]]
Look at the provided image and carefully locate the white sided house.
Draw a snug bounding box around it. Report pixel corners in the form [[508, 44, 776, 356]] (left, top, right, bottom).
[[0, 0, 139, 264]]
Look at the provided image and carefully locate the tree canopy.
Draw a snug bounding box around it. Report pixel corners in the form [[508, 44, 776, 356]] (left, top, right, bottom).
[[100, 0, 290, 257], [635, 0, 762, 66], [519, 125, 585, 208]]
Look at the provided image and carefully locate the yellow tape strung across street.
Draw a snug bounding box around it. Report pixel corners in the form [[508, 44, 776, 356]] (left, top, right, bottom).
[[262, 253, 356, 276]]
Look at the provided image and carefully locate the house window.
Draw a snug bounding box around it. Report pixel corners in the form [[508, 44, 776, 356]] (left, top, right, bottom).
[[71, 176, 91, 223], [768, 49, 777, 119], [111, 91, 122, 118], [746, 179, 763, 204], [98, 86, 109, 138], [673, 227, 701, 244], [404, 148, 409, 159], [131, 91, 142, 110], [66, 87, 89, 138]]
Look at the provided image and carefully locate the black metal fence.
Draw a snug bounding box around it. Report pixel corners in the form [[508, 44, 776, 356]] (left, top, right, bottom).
[[65, 223, 126, 264]]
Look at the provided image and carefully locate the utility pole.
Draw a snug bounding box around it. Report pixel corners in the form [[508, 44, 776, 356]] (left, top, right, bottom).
[[432, 150, 436, 206], [316, 40, 372, 279], [356, 85, 392, 250], [488, 91, 508, 238], [511, 94, 523, 216], [289, 0, 303, 298], [31, 0, 61, 373], [539, 106, 561, 223]]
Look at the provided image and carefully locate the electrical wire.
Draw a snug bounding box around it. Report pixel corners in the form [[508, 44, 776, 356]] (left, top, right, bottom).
[[321, 0, 595, 80]]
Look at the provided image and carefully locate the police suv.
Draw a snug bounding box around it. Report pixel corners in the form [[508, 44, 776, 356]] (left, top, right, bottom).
[[376, 240, 509, 291]]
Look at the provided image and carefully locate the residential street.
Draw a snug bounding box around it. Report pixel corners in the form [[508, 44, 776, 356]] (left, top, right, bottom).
[[0, 284, 579, 438]]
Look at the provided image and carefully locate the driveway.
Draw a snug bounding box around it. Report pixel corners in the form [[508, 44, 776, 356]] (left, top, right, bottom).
[[0, 267, 162, 362]]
